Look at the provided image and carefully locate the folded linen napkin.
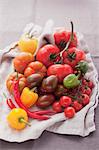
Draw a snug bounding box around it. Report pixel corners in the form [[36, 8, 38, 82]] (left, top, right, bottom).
[[0, 20, 98, 142]]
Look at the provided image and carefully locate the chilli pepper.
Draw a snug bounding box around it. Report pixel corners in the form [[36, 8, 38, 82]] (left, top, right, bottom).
[[13, 79, 55, 120]]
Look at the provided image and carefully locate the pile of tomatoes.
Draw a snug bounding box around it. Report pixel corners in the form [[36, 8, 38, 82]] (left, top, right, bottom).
[[6, 23, 94, 120]]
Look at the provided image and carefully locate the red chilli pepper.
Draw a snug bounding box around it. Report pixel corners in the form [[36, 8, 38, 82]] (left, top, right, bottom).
[[7, 99, 16, 109], [13, 80, 51, 120]]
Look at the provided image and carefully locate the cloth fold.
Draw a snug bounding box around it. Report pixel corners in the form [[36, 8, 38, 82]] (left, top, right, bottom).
[[0, 20, 98, 142]]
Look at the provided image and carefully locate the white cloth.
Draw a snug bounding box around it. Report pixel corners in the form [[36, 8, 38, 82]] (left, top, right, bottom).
[[0, 20, 98, 142]]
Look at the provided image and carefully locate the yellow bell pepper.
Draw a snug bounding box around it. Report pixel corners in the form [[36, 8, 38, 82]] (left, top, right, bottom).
[[20, 87, 38, 108], [7, 108, 30, 130], [18, 34, 38, 55]]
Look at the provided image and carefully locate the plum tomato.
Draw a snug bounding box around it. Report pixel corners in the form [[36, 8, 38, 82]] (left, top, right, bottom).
[[54, 30, 77, 50], [52, 102, 63, 113], [47, 64, 73, 83], [59, 96, 72, 107], [55, 84, 68, 97], [62, 47, 86, 68], [64, 107, 75, 119], [81, 94, 90, 106], [36, 44, 60, 67], [72, 101, 83, 112]]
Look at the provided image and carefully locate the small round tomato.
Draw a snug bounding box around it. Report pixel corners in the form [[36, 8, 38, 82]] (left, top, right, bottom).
[[83, 87, 92, 95], [47, 64, 73, 82], [88, 81, 94, 89], [52, 102, 63, 113], [24, 61, 47, 77], [18, 34, 38, 55], [72, 101, 83, 112], [81, 94, 90, 106], [36, 44, 60, 67], [64, 107, 75, 119], [59, 96, 72, 107], [62, 47, 86, 68], [54, 30, 77, 50]]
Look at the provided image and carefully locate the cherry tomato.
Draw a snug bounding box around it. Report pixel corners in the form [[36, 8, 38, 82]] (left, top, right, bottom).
[[83, 87, 92, 95], [59, 96, 72, 107], [54, 30, 77, 50], [52, 102, 63, 113], [82, 79, 88, 86], [72, 101, 83, 112], [62, 47, 86, 68], [81, 94, 90, 106], [47, 64, 73, 83], [88, 81, 94, 89], [36, 44, 60, 67], [64, 107, 75, 119]]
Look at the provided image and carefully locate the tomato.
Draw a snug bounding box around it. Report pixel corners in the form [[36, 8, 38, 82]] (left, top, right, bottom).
[[72, 101, 83, 112], [18, 34, 38, 55], [64, 107, 75, 119], [62, 47, 86, 68], [87, 81, 94, 89], [47, 64, 73, 82], [24, 61, 47, 77], [81, 94, 90, 106], [59, 96, 72, 107], [13, 52, 34, 73], [36, 44, 60, 67], [54, 30, 77, 50], [83, 87, 92, 95], [52, 102, 63, 113]]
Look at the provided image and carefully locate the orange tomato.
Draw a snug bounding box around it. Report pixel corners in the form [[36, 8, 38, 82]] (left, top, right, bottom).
[[18, 34, 38, 55], [24, 61, 47, 77], [6, 72, 27, 94], [13, 52, 34, 73]]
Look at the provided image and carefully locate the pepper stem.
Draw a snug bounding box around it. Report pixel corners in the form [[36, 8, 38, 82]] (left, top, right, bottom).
[[19, 117, 31, 127]]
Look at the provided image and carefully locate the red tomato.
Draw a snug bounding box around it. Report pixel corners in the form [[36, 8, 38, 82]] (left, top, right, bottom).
[[36, 44, 60, 67], [59, 96, 72, 107], [72, 101, 83, 112], [52, 102, 63, 113], [88, 81, 94, 89], [62, 47, 86, 68], [83, 87, 92, 95], [64, 107, 75, 119], [54, 31, 77, 50], [81, 94, 90, 106], [47, 64, 73, 82]]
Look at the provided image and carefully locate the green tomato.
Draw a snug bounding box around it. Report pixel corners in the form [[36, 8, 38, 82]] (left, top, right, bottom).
[[63, 74, 80, 89], [75, 60, 88, 75]]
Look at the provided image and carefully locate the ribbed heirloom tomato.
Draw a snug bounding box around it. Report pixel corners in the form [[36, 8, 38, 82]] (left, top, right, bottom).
[[36, 44, 60, 67], [24, 61, 47, 77], [62, 47, 86, 68], [47, 64, 73, 83]]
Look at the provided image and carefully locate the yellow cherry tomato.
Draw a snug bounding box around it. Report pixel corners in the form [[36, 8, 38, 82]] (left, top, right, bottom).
[[18, 34, 38, 55], [7, 108, 29, 130], [20, 87, 38, 108]]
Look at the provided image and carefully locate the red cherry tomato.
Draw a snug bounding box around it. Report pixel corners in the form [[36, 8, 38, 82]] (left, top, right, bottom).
[[64, 107, 75, 119], [81, 94, 90, 106], [59, 96, 72, 107], [52, 102, 63, 113], [72, 101, 83, 112], [62, 47, 86, 68], [83, 87, 92, 95], [36, 44, 60, 67], [54, 31, 77, 50], [88, 81, 94, 89], [47, 64, 73, 83]]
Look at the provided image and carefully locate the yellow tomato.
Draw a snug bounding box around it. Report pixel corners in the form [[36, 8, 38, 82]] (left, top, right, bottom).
[[7, 108, 29, 130], [18, 34, 38, 55], [20, 87, 38, 108]]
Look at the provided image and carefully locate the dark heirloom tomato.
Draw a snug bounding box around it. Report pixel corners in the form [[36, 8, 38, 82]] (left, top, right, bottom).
[[62, 47, 86, 68], [47, 64, 73, 83], [36, 44, 60, 67]]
